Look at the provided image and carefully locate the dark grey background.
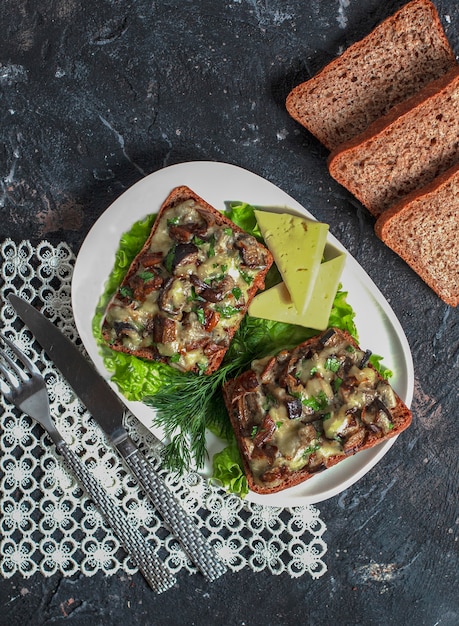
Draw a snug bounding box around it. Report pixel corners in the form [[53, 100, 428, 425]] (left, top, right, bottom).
[[1, 1, 458, 624]]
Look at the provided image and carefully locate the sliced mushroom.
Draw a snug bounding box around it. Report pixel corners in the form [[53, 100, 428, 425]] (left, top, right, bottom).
[[152, 316, 177, 344], [200, 308, 217, 331], [306, 458, 327, 473], [237, 391, 263, 429], [168, 209, 210, 242], [244, 392, 264, 421], [170, 243, 199, 272], [253, 414, 277, 447], [297, 423, 318, 447], [129, 273, 163, 300], [235, 233, 269, 268], [141, 252, 163, 268], [259, 356, 278, 384], [196, 208, 216, 231], [238, 369, 260, 392], [376, 382, 397, 409], [282, 371, 305, 396], [373, 397, 395, 433], [285, 396, 303, 419], [168, 224, 196, 243], [359, 349, 372, 368], [113, 321, 137, 339], [190, 274, 235, 303], [318, 328, 336, 346]]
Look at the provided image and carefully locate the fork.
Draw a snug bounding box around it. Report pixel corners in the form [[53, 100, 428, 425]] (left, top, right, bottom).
[[0, 331, 176, 593]]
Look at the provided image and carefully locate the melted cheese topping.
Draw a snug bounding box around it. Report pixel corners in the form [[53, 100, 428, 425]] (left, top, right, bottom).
[[103, 199, 270, 373], [232, 330, 398, 490]]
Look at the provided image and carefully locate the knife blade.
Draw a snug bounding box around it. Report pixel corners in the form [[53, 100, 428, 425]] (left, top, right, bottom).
[[9, 293, 226, 581]]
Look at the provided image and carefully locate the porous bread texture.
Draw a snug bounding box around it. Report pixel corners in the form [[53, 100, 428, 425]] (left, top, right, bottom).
[[375, 163, 459, 307], [327, 66, 459, 218], [286, 0, 457, 151]]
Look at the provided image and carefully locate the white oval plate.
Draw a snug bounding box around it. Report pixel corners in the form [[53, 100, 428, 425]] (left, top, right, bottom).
[[72, 161, 414, 507]]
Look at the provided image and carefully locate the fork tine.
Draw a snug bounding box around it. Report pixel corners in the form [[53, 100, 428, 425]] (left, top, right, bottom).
[[0, 332, 41, 378], [0, 333, 30, 389], [0, 359, 16, 395]]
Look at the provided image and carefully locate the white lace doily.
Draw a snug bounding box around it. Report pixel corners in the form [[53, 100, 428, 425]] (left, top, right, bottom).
[[0, 239, 327, 581]]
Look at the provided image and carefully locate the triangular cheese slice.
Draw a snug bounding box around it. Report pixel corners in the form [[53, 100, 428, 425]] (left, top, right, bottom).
[[248, 250, 345, 330], [254, 210, 328, 313]]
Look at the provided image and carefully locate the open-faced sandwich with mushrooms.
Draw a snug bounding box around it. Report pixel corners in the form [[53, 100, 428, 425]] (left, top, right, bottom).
[[101, 186, 273, 375], [222, 327, 412, 494]]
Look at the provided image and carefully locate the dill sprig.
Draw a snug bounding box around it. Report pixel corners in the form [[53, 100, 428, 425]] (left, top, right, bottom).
[[144, 314, 318, 474], [144, 357, 246, 474]]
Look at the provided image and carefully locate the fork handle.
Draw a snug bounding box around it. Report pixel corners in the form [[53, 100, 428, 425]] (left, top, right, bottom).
[[117, 436, 226, 582], [56, 440, 176, 593]]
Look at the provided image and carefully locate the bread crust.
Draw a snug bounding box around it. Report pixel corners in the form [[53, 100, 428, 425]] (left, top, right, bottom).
[[328, 66, 459, 217], [223, 328, 412, 494], [286, 0, 456, 151], [102, 186, 273, 374], [375, 163, 459, 306]]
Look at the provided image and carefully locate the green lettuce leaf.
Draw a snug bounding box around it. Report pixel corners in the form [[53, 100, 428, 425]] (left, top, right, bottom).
[[212, 438, 249, 498], [370, 354, 393, 379], [225, 201, 263, 241]]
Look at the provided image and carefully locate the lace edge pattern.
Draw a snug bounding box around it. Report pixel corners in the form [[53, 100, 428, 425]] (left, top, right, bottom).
[[0, 239, 328, 580]]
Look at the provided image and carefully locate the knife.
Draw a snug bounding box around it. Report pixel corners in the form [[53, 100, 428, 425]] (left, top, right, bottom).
[[9, 293, 226, 581]]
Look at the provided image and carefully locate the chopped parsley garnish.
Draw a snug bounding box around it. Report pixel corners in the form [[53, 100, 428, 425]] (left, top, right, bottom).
[[303, 441, 321, 457], [120, 286, 133, 299], [194, 307, 206, 325], [196, 360, 208, 375], [325, 356, 341, 372], [187, 286, 205, 303], [301, 391, 329, 412], [138, 270, 155, 281], [207, 235, 216, 258], [333, 377, 343, 392], [215, 304, 240, 318], [164, 245, 176, 274], [232, 286, 242, 300], [239, 269, 254, 285]]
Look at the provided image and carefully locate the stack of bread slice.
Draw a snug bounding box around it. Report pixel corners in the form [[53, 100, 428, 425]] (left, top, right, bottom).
[[286, 0, 459, 306]]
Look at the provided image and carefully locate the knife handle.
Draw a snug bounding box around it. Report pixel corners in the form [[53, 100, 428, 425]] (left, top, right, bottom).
[[117, 436, 226, 582], [56, 440, 176, 593]]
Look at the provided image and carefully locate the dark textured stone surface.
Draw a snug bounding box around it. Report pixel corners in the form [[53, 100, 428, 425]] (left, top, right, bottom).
[[1, 1, 458, 624]]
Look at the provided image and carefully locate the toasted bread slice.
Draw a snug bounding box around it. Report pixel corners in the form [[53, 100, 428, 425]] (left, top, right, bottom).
[[286, 0, 456, 151], [102, 186, 273, 375], [375, 163, 459, 306], [328, 66, 459, 217], [223, 328, 412, 494]]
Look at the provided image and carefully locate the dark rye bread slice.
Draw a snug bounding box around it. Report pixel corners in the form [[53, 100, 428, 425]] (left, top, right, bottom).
[[102, 186, 273, 375], [328, 66, 459, 218], [223, 328, 412, 494], [285, 0, 457, 151], [375, 163, 459, 306]]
